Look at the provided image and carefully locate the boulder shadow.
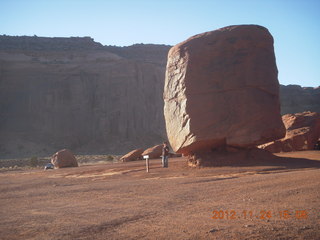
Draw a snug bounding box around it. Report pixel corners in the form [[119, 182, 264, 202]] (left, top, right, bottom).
[[187, 148, 320, 171]]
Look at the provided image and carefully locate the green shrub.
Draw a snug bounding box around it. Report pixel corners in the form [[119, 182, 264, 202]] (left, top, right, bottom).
[[30, 156, 38, 167], [106, 155, 114, 161]]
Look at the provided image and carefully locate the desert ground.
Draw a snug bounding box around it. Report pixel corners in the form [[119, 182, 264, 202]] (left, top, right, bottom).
[[0, 151, 319, 240]]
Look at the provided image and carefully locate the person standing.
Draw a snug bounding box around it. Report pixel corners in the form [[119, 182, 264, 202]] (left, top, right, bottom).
[[162, 142, 169, 168]]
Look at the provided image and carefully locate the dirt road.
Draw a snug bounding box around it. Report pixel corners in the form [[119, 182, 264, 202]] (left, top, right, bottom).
[[1, 151, 319, 239]]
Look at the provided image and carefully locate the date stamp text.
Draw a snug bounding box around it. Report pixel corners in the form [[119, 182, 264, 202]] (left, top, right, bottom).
[[211, 210, 308, 220]]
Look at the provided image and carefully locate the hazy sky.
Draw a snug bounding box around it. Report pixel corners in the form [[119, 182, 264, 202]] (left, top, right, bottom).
[[1, 0, 319, 87]]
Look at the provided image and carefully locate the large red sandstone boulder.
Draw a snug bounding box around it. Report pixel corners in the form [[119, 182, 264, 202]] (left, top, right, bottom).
[[164, 25, 285, 155], [120, 148, 143, 162], [260, 112, 320, 152], [142, 144, 163, 159], [51, 149, 78, 168]]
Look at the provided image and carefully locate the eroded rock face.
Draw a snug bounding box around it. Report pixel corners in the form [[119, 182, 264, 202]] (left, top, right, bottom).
[[0, 36, 170, 157], [51, 149, 78, 168], [280, 85, 320, 115], [164, 25, 285, 155], [120, 148, 144, 162], [260, 112, 320, 152]]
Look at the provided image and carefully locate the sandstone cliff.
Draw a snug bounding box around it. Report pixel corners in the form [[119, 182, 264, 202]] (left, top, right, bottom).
[[0, 35, 170, 157], [0, 35, 318, 158], [280, 85, 320, 115]]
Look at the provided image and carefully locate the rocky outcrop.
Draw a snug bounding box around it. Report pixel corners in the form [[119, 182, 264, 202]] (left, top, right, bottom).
[[259, 112, 320, 152], [164, 25, 285, 156], [0, 35, 317, 159], [142, 144, 163, 159], [0, 35, 170, 157], [51, 149, 78, 168], [280, 85, 320, 115], [120, 148, 144, 162]]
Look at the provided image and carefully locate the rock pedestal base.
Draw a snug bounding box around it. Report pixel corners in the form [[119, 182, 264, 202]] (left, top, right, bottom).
[[187, 147, 278, 167]]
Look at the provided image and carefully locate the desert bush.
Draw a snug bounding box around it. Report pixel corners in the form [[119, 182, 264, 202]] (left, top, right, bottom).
[[106, 155, 114, 161], [29, 156, 38, 167]]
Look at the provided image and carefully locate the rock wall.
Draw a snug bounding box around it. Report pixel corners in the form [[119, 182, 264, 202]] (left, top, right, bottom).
[[280, 85, 320, 115], [0, 35, 318, 158], [0, 35, 170, 157]]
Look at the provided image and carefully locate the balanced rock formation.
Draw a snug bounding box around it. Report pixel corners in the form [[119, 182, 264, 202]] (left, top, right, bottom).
[[142, 144, 163, 159], [51, 149, 78, 168], [260, 112, 320, 152], [164, 25, 285, 156], [120, 148, 144, 162]]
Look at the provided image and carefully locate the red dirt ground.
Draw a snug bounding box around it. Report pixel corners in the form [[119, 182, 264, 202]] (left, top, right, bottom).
[[0, 151, 319, 240]]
